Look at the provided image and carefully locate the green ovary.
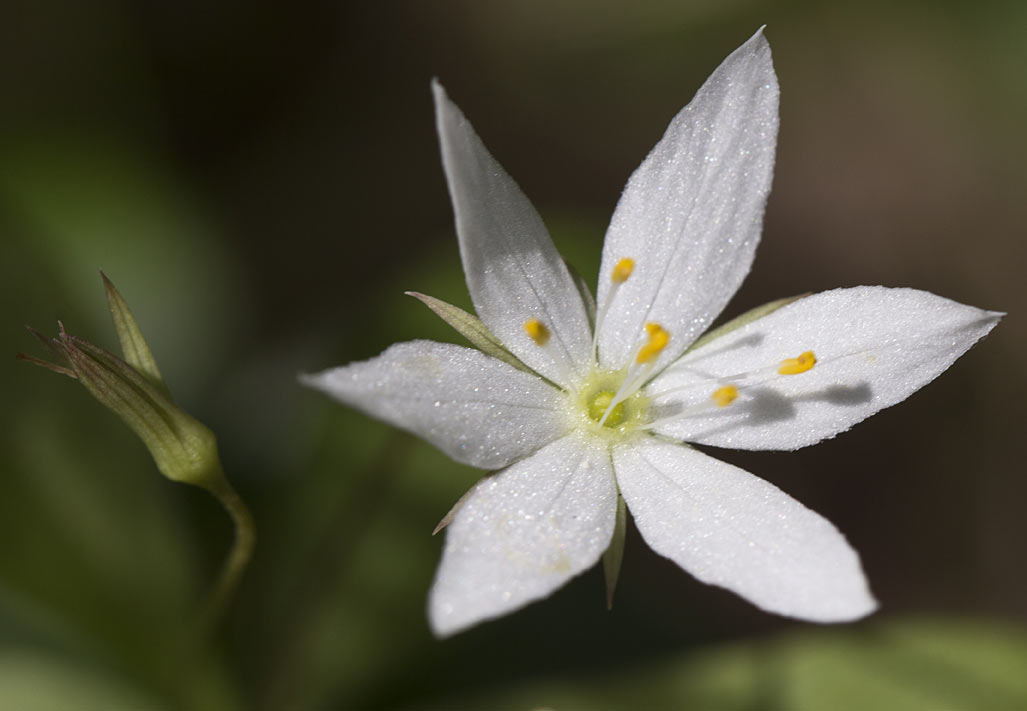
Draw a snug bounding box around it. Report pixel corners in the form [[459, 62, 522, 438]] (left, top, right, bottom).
[[588, 391, 625, 427], [573, 369, 651, 438]]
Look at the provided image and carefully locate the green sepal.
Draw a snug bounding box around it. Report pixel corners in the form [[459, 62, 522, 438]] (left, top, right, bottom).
[[602, 493, 627, 610], [406, 292, 536, 375], [684, 293, 810, 355], [565, 260, 596, 331], [432, 474, 492, 536], [101, 271, 169, 396]]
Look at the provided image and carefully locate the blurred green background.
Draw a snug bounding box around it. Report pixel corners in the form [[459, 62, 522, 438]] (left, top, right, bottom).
[[2, 1, 1025, 709]]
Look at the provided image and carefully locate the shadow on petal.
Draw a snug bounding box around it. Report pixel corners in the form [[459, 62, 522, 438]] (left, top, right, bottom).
[[674, 382, 874, 442]]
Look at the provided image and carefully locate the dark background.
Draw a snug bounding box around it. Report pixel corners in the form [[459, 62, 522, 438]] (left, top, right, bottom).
[[1, 1, 1024, 708]]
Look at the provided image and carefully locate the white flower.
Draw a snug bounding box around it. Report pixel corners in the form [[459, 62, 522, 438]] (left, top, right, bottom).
[[303, 28, 1001, 637]]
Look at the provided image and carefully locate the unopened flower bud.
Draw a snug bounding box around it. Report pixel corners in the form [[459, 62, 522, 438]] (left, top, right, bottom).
[[19, 276, 228, 494]]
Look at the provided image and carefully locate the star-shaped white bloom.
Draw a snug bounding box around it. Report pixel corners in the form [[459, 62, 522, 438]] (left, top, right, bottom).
[[303, 29, 1001, 637]]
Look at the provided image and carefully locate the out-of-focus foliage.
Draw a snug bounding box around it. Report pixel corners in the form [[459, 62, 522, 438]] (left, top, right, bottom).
[[419, 618, 1027, 711], [2, 0, 1025, 708]]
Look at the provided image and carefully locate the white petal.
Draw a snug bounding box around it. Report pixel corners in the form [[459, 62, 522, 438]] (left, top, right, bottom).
[[647, 287, 1002, 450], [429, 434, 617, 636], [597, 28, 778, 370], [433, 81, 593, 387], [301, 340, 567, 469], [615, 440, 875, 622]]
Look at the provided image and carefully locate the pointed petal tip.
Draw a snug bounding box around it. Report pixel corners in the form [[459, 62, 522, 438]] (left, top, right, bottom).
[[729, 27, 773, 78], [978, 309, 1004, 336], [747, 26, 773, 65], [743, 25, 770, 49], [432, 79, 465, 151], [296, 370, 325, 390], [431, 79, 452, 114], [297, 366, 347, 393]]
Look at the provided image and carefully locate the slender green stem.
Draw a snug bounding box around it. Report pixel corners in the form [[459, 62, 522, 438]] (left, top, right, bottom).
[[168, 474, 255, 711], [203, 476, 256, 628]]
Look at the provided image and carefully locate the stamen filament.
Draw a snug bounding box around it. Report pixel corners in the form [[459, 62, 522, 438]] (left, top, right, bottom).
[[598, 321, 669, 426], [649, 367, 769, 400], [638, 393, 733, 431], [651, 350, 820, 401], [642, 349, 829, 432], [592, 257, 636, 365]]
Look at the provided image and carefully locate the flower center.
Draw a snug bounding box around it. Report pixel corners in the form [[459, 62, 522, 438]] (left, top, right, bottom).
[[571, 369, 651, 441], [587, 390, 625, 427], [594, 320, 670, 427]]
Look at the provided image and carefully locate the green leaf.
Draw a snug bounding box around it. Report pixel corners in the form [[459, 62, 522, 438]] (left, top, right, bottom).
[[101, 271, 168, 395], [685, 293, 809, 354], [406, 291, 536, 376], [602, 494, 627, 609]]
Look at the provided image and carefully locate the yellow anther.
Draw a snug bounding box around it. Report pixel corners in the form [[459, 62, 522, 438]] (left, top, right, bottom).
[[612, 257, 635, 284], [635, 322, 670, 364], [712, 385, 739, 408], [778, 350, 817, 375], [524, 318, 550, 346]]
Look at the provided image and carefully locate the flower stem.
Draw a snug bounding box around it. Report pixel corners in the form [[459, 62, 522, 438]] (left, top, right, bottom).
[[165, 474, 255, 711], [202, 476, 256, 628]]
